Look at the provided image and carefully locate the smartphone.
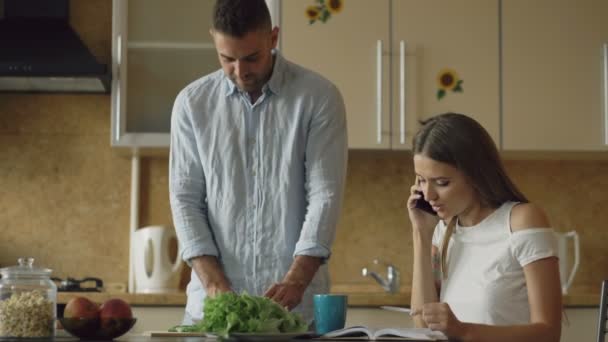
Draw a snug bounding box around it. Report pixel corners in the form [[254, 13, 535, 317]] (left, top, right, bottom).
[[414, 191, 437, 216]]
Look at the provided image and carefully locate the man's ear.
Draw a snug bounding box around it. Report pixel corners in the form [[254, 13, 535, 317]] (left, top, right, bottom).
[[270, 26, 280, 49]]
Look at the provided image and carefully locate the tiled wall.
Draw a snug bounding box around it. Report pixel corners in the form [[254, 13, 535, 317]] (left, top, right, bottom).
[[332, 151, 608, 297], [1, 1, 607, 297], [2, 123, 608, 297]]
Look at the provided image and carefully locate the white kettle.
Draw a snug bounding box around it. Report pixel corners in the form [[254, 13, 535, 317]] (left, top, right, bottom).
[[132, 225, 184, 293], [555, 230, 580, 295]]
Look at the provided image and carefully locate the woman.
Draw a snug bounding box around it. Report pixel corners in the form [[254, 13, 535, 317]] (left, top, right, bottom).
[[408, 113, 562, 342]]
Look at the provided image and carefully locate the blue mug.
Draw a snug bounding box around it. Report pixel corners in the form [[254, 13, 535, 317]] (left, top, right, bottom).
[[313, 294, 348, 334]]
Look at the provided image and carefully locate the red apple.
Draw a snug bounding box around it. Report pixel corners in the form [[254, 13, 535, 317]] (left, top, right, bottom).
[[64, 296, 99, 319], [99, 298, 132, 319]]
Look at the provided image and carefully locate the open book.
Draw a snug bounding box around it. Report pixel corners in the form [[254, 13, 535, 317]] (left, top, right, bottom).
[[320, 326, 447, 340]]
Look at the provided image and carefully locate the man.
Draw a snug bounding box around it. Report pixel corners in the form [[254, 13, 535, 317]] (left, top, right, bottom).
[[169, 0, 347, 324]]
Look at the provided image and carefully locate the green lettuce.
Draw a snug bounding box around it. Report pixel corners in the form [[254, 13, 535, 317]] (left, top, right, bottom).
[[169, 292, 308, 337]]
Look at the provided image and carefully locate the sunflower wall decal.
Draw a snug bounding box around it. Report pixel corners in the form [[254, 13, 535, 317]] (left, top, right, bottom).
[[437, 68, 464, 100], [306, 0, 343, 24]]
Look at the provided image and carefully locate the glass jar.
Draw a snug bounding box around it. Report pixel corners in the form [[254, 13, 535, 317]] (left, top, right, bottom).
[[0, 257, 57, 339]]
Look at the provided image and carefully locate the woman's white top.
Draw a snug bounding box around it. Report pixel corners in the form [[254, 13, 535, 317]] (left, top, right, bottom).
[[432, 201, 557, 325]]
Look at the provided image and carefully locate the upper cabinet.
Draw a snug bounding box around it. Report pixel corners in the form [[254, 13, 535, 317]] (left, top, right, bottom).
[[111, 0, 220, 148], [280, 0, 500, 149], [280, 1, 391, 149], [390, 1, 500, 149], [502, 0, 608, 151]]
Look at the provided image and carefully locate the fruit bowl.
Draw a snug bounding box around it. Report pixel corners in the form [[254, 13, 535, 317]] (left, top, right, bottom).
[[59, 317, 137, 340]]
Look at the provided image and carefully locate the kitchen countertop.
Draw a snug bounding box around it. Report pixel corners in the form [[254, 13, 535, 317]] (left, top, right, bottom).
[[330, 284, 601, 307], [57, 284, 601, 307], [57, 292, 187, 306], [53, 334, 303, 341], [52, 336, 348, 341]]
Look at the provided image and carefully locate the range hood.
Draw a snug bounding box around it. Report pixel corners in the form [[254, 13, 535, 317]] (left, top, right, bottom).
[[0, 0, 110, 93]]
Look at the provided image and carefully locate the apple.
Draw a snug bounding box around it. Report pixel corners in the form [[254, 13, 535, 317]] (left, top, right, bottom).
[[64, 296, 99, 319], [99, 298, 133, 335], [99, 298, 132, 320]]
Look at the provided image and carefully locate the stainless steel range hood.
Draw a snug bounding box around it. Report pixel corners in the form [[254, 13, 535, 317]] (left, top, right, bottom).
[[0, 0, 110, 93]]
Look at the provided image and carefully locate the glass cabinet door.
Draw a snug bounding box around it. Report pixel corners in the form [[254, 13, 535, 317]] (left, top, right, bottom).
[[111, 0, 220, 147]]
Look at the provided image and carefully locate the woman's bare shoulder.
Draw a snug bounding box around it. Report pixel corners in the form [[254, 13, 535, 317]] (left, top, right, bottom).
[[510, 202, 551, 232]]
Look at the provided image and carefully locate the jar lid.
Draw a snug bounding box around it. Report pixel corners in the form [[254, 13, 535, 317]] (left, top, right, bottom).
[[0, 257, 52, 278]]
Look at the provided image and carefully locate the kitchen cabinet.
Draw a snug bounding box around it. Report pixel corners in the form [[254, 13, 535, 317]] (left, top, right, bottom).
[[279, 0, 500, 149], [561, 308, 598, 342], [502, 0, 608, 151], [111, 0, 220, 148], [346, 308, 414, 327], [130, 306, 184, 334]]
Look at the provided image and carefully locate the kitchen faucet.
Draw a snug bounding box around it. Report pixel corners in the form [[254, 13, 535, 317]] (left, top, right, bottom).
[[362, 259, 400, 293]]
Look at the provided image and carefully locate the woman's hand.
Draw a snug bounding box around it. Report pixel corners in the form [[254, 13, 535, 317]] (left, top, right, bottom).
[[407, 184, 439, 240], [421, 302, 467, 338]]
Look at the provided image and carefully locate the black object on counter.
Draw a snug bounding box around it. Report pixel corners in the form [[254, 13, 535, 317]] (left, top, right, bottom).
[[52, 277, 104, 292]]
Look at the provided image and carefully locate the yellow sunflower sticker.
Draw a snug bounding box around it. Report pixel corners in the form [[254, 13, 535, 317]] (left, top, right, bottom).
[[437, 68, 464, 100], [306, 6, 321, 21], [306, 0, 343, 25], [326, 0, 344, 14]]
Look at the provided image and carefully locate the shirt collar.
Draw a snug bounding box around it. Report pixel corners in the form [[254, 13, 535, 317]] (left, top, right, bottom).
[[265, 49, 284, 96], [222, 49, 285, 98]]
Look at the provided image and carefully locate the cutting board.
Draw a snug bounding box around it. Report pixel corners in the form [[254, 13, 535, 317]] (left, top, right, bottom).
[[147, 331, 214, 337]]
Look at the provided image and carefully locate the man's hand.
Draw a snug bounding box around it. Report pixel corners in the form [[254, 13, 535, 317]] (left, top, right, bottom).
[[190, 255, 233, 297], [264, 281, 306, 310], [206, 283, 233, 297], [264, 255, 322, 310]]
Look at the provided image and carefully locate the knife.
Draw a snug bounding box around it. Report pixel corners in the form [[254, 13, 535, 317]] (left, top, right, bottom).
[[380, 305, 421, 316]]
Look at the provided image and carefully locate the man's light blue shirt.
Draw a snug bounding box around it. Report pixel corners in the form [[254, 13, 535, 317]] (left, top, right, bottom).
[[169, 51, 347, 323]]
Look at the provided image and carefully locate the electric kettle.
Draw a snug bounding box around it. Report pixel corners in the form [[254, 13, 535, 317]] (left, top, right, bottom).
[[132, 225, 183, 293], [555, 230, 580, 295]]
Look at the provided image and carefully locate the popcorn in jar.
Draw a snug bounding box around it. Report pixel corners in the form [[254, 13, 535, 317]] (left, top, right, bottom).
[[0, 258, 57, 339]]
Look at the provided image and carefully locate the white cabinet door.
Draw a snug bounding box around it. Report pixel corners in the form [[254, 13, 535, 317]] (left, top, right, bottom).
[[346, 308, 415, 328], [502, 0, 608, 151], [391, 0, 500, 149], [130, 306, 184, 333], [280, 1, 499, 150], [280, 0, 391, 149], [561, 308, 598, 342], [111, 0, 220, 148]]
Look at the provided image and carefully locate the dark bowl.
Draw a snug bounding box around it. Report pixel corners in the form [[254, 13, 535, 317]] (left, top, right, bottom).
[[59, 317, 137, 340]]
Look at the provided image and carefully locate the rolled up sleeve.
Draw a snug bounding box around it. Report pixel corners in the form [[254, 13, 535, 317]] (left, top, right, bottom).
[[169, 90, 219, 265], [294, 85, 348, 261]]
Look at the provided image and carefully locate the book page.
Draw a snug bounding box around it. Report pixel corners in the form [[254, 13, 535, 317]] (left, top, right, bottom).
[[374, 327, 447, 340], [322, 325, 374, 338]]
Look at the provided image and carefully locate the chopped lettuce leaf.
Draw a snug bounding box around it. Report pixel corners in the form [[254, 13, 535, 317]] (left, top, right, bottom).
[[169, 292, 308, 337]]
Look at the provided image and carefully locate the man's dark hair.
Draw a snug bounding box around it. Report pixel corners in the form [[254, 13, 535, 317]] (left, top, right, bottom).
[[212, 0, 272, 38]]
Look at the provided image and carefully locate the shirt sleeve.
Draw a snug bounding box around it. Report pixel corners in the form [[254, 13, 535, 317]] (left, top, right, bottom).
[[169, 90, 219, 265], [293, 83, 348, 261], [509, 228, 557, 267]]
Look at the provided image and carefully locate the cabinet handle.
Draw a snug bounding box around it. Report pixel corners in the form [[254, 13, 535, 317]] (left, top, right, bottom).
[[604, 43, 608, 145], [115, 34, 122, 140], [376, 40, 383, 144], [399, 40, 406, 145]]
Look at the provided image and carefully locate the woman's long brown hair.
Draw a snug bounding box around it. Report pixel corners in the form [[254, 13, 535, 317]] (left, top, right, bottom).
[[412, 113, 528, 278]]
